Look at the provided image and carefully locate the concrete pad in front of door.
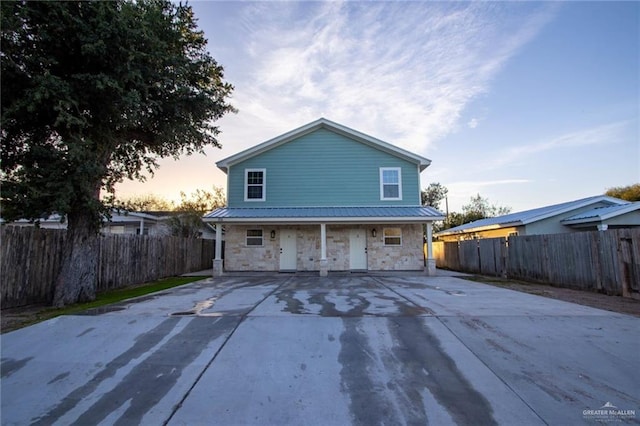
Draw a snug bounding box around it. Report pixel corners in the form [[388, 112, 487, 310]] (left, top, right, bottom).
[[1, 273, 638, 425]]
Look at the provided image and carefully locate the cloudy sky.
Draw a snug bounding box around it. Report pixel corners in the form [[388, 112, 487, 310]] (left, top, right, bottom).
[[115, 1, 639, 213]]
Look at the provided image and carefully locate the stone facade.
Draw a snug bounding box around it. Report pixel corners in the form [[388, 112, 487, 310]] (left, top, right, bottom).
[[224, 225, 279, 271], [367, 224, 424, 271], [224, 223, 425, 272]]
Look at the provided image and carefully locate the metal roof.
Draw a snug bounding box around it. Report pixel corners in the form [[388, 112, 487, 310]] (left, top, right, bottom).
[[203, 206, 444, 223], [435, 195, 628, 236], [561, 202, 640, 224], [216, 118, 432, 173]]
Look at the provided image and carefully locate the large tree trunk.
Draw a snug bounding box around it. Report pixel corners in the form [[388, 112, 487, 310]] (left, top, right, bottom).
[[52, 211, 99, 307]]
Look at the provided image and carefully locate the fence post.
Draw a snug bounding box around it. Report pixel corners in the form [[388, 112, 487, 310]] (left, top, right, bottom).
[[589, 231, 604, 292], [500, 237, 507, 278], [618, 229, 632, 298]]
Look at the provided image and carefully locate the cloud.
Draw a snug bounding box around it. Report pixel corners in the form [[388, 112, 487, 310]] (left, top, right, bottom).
[[449, 179, 532, 188], [227, 1, 558, 154], [487, 120, 631, 169], [467, 118, 479, 129], [444, 179, 532, 209]]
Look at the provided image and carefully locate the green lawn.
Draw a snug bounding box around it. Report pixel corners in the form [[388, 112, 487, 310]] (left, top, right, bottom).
[[1, 276, 207, 333]]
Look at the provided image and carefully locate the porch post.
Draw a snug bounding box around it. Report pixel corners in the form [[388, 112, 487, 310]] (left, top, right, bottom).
[[425, 222, 436, 276], [319, 223, 328, 277], [213, 223, 223, 277], [139, 218, 144, 236]]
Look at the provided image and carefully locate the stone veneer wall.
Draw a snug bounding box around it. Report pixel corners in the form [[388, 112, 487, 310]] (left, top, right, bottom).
[[367, 223, 424, 270], [224, 225, 279, 271], [224, 223, 424, 272]]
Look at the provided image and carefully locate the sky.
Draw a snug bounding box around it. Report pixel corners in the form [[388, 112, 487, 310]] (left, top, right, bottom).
[[115, 1, 639, 213]]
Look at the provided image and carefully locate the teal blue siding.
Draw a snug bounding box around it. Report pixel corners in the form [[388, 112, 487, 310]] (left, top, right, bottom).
[[228, 128, 421, 207]]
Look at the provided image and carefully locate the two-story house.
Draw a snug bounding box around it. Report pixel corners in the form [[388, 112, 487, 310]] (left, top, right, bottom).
[[204, 118, 444, 276]]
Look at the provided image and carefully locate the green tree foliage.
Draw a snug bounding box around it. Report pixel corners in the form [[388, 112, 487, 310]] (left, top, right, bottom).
[[461, 193, 511, 222], [605, 183, 640, 202], [175, 186, 226, 213], [1, 1, 235, 306], [116, 187, 226, 238], [118, 194, 176, 212], [440, 212, 466, 231], [421, 182, 448, 210], [437, 194, 511, 233], [167, 186, 226, 238]]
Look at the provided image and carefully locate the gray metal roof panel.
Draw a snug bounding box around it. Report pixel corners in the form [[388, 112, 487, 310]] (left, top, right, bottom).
[[436, 195, 628, 235], [204, 206, 444, 220], [561, 202, 639, 222]]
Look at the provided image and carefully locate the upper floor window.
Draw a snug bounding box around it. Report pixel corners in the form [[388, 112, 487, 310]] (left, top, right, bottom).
[[245, 168, 266, 201], [380, 167, 402, 200]]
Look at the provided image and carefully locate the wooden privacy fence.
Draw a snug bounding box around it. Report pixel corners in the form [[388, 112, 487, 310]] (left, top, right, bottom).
[[433, 228, 640, 298], [1, 227, 217, 308]]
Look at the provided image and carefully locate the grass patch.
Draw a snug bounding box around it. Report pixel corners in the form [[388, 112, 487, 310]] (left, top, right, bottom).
[[2, 276, 207, 333], [458, 275, 531, 286]]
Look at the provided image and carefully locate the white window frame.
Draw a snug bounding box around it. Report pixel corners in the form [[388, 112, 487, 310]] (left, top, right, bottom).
[[246, 229, 264, 246], [244, 168, 266, 202], [383, 227, 402, 246], [379, 167, 402, 201]]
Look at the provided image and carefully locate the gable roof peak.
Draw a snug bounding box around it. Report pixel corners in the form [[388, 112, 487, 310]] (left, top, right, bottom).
[[216, 118, 432, 173]]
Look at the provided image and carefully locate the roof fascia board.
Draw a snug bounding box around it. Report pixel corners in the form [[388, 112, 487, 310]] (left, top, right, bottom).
[[435, 223, 507, 236], [203, 215, 445, 224], [216, 118, 431, 172]]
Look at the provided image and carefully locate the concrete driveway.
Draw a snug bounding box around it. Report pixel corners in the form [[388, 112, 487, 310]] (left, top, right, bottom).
[[1, 272, 638, 425]]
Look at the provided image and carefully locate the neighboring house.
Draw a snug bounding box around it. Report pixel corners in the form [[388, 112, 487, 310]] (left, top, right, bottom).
[[203, 118, 445, 276], [105, 211, 218, 239], [103, 211, 166, 236], [3, 210, 219, 239], [435, 195, 639, 242]]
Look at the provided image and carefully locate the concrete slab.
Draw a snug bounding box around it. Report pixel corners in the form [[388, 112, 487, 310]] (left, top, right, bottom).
[[1, 273, 638, 425], [1, 315, 240, 426]]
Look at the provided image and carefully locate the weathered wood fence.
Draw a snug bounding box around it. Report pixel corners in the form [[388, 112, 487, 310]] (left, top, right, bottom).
[[1, 227, 217, 308], [433, 228, 640, 298]]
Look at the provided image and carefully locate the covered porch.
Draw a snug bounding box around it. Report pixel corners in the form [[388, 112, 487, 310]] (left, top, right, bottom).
[[204, 207, 444, 277]]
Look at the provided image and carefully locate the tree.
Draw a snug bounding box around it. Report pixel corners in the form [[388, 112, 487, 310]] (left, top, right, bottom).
[[462, 193, 511, 222], [445, 211, 466, 229], [437, 194, 511, 232], [605, 183, 640, 202], [1, 1, 235, 306], [118, 194, 175, 212], [166, 186, 226, 238], [176, 186, 226, 213], [421, 183, 448, 210]]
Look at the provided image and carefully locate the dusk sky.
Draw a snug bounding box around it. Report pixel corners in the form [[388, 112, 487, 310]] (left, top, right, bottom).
[[115, 1, 639, 213]]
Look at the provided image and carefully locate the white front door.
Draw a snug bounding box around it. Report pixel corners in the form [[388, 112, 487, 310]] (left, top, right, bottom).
[[349, 229, 367, 270], [279, 230, 297, 271]]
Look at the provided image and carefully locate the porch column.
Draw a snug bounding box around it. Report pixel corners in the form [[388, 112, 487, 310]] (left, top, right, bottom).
[[139, 218, 144, 236], [319, 223, 328, 277], [213, 223, 223, 277], [425, 222, 436, 276]]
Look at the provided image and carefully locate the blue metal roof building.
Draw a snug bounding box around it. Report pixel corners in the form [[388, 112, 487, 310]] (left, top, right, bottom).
[[435, 195, 637, 241]]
